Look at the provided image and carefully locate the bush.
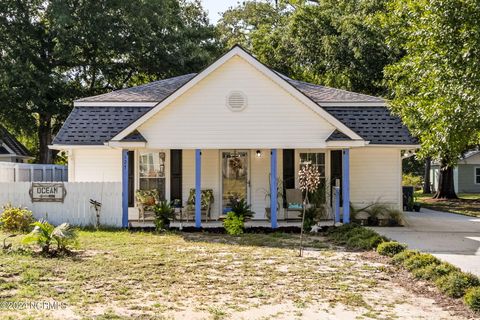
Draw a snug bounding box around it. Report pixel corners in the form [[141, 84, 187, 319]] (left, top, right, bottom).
[[0, 204, 35, 233], [403, 253, 440, 271], [223, 211, 244, 235], [152, 201, 174, 231], [377, 241, 407, 257], [391, 249, 419, 265], [435, 271, 480, 298], [402, 173, 422, 190], [464, 287, 480, 312], [326, 224, 386, 250], [412, 262, 460, 281]]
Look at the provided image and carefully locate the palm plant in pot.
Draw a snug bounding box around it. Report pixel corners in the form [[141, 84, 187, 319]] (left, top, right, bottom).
[[153, 200, 175, 231]]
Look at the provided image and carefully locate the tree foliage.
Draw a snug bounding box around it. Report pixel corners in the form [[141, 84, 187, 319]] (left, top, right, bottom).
[[383, 0, 480, 197], [0, 0, 219, 163], [218, 0, 398, 95]]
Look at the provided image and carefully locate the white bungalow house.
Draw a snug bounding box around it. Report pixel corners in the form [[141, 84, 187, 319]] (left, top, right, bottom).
[[50, 46, 418, 228]]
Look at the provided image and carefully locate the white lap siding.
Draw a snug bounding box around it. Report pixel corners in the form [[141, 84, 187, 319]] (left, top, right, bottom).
[[350, 148, 402, 210], [69, 148, 122, 182]]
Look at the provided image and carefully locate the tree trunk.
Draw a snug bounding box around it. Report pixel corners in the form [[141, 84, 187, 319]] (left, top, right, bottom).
[[433, 161, 457, 199], [423, 157, 431, 194], [38, 113, 53, 164]]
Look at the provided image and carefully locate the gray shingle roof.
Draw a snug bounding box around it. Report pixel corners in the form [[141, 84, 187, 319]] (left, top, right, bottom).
[[77, 74, 196, 102], [0, 125, 30, 156], [52, 107, 151, 145], [284, 77, 385, 103], [55, 70, 415, 146], [324, 107, 417, 145]]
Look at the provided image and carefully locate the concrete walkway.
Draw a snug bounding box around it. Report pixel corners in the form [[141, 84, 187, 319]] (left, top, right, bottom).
[[371, 209, 480, 276]]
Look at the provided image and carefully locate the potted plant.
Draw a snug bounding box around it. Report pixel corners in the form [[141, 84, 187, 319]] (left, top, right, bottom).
[[153, 200, 175, 231], [412, 195, 421, 212]]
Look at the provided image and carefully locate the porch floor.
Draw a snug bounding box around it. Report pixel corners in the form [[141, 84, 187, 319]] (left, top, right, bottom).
[[128, 219, 336, 229]]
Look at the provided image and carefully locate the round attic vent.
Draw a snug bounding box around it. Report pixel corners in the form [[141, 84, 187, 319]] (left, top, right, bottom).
[[226, 91, 247, 111]]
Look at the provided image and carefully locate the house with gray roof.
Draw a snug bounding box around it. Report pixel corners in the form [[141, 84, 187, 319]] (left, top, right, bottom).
[[0, 125, 32, 163], [430, 150, 480, 194], [51, 46, 418, 228]]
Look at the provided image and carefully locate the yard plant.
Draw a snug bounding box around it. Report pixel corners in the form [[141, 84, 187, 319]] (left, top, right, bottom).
[[376, 241, 407, 257], [326, 224, 386, 251], [464, 287, 480, 311], [22, 220, 77, 254], [223, 211, 244, 235], [0, 204, 35, 233]]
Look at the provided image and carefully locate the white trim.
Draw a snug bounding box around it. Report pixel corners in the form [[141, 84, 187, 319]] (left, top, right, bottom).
[[111, 46, 363, 142], [74, 101, 158, 107], [105, 141, 147, 148], [474, 167, 480, 185], [319, 102, 387, 107], [367, 144, 420, 149], [49, 144, 110, 150], [326, 140, 367, 148]]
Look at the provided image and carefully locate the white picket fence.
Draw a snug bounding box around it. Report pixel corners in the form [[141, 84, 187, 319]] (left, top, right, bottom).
[[0, 182, 122, 227], [0, 162, 68, 182]]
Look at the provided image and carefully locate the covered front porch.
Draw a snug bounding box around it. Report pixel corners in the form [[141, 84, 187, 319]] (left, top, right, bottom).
[[122, 148, 351, 228]]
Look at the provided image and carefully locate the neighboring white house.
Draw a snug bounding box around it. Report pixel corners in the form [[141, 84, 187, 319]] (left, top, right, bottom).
[[50, 46, 418, 228], [0, 125, 32, 163], [430, 150, 480, 194]]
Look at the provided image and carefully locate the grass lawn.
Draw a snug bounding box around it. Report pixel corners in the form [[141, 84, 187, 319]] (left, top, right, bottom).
[[0, 230, 469, 319], [416, 193, 480, 217]]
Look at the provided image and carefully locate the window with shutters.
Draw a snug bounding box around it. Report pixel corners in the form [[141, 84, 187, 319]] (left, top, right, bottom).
[[139, 152, 166, 200]]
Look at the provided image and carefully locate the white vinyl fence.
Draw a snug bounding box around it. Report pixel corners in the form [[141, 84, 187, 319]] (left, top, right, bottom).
[[0, 162, 68, 182], [0, 182, 122, 227]]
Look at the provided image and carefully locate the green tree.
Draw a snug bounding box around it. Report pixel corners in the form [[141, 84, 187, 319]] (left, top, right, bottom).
[[0, 0, 218, 163], [218, 0, 398, 95], [384, 0, 480, 198]]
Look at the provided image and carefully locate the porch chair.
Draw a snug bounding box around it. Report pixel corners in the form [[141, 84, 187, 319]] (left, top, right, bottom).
[[184, 189, 214, 222], [285, 188, 304, 220], [135, 189, 159, 222]]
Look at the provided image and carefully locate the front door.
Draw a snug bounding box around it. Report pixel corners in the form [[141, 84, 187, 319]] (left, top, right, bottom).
[[221, 150, 249, 213]]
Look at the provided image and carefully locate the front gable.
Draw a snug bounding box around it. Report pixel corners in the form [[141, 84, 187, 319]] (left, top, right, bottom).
[[136, 55, 346, 149]]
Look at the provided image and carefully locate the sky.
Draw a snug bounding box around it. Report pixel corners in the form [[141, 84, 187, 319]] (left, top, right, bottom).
[[200, 0, 240, 24]]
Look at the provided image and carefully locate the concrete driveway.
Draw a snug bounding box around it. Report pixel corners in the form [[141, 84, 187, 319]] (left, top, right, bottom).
[[371, 209, 480, 276]]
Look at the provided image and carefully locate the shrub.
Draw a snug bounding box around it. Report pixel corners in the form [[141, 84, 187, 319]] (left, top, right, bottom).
[[464, 287, 480, 312], [0, 204, 35, 233], [391, 249, 419, 265], [22, 221, 78, 254], [230, 199, 254, 219], [435, 271, 480, 298], [223, 211, 244, 235], [377, 241, 407, 257], [346, 234, 385, 250], [152, 201, 174, 231], [412, 262, 460, 280], [402, 173, 422, 190], [326, 224, 386, 250], [403, 253, 440, 271]]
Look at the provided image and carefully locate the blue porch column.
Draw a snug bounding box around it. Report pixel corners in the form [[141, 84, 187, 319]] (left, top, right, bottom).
[[342, 149, 350, 224], [195, 149, 202, 228], [122, 149, 129, 228], [270, 149, 278, 228]]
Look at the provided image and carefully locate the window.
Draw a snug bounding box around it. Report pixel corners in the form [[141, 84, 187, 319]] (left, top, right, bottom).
[[475, 167, 480, 184], [139, 152, 166, 200], [299, 152, 326, 204], [299, 153, 325, 177]]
